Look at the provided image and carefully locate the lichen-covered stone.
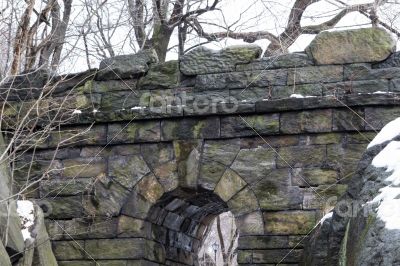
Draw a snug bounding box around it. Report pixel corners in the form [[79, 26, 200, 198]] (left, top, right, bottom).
[[230, 147, 276, 184], [214, 169, 247, 202], [220, 113, 279, 137], [306, 28, 395, 65], [227, 187, 259, 216], [97, 49, 158, 80], [108, 155, 150, 189], [138, 60, 179, 89], [199, 139, 240, 190], [180, 45, 262, 75], [107, 121, 161, 144], [264, 210, 316, 234], [236, 211, 264, 235], [291, 168, 338, 186], [277, 145, 326, 168], [161, 117, 219, 141]]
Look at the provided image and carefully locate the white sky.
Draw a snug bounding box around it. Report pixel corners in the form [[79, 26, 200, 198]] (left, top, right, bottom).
[[58, 0, 400, 72]]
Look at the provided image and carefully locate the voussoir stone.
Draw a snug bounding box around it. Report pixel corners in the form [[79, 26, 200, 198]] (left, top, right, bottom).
[[306, 28, 396, 65], [180, 45, 262, 75], [97, 49, 158, 80]]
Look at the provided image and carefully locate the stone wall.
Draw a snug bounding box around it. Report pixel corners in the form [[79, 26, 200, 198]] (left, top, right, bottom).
[[2, 28, 400, 265]]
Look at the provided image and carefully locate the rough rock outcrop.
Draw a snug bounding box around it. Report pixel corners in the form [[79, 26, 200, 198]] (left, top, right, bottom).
[[303, 117, 400, 266], [0, 134, 25, 261], [306, 27, 396, 65], [17, 204, 58, 266], [180, 45, 262, 75], [97, 49, 158, 80]]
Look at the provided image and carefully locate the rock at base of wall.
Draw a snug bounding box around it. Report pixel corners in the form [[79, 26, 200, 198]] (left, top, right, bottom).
[[306, 27, 396, 65], [0, 240, 11, 266], [97, 49, 158, 80], [180, 45, 262, 75]]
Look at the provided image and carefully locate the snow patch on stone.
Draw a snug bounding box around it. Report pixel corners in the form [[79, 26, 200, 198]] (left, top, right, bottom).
[[368, 117, 400, 149], [17, 200, 35, 240], [320, 212, 333, 225], [290, 94, 305, 98], [72, 109, 82, 114]]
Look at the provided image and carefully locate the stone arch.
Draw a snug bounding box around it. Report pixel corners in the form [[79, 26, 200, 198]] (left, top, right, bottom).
[[109, 139, 265, 265]]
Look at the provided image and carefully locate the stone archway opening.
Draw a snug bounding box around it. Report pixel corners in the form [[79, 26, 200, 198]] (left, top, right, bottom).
[[146, 187, 239, 266]]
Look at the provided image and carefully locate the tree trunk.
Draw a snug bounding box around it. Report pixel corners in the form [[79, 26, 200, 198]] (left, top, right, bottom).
[[149, 24, 173, 62]]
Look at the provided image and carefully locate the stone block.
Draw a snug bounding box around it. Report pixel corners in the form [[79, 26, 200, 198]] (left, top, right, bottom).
[[195, 69, 288, 90], [287, 65, 343, 85], [249, 168, 300, 210], [91, 79, 138, 93], [327, 144, 367, 178], [227, 187, 259, 216], [299, 133, 341, 145], [37, 196, 83, 219], [365, 107, 400, 130], [306, 28, 395, 65], [332, 108, 364, 131], [374, 51, 400, 68], [108, 155, 150, 189], [180, 45, 262, 75], [97, 49, 158, 80], [117, 216, 148, 238], [252, 248, 303, 264], [62, 158, 106, 178], [161, 117, 220, 141], [83, 179, 130, 217], [138, 60, 179, 89], [214, 169, 247, 202], [272, 83, 323, 99], [99, 90, 145, 111], [280, 109, 332, 134], [136, 173, 164, 203], [52, 241, 86, 260], [220, 113, 279, 137], [236, 211, 264, 235], [237, 52, 313, 71], [344, 63, 400, 81], [322, 79, 389, 96], [40, 178, 92, 197], [263, 210, 317, 234], [276, 145, 326, 168], [48, 125, 107, 148], [230, 147, 276, 184], [238, 235, 289, 249], [229, 87, 270, 102], [107, 121, 161, 144], [291, 168, 338, 186], [121, 190, 152, 219], [173, 140, 203, 189]]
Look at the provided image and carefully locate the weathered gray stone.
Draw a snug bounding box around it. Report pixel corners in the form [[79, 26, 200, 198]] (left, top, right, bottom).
[[161, 117, 219, 141], [272, 83, 323, 99], [195, 69, 288, 90], [40, 178, 92, 197], [322, 79, 389, 96], [108, 155, 150, 189], [199, 139, 240, 190], [277, 145, 326, 168], [214, 169, 247, 202], [365, 107, 400, 130], [0, 240, 11, 266], [230, 147, 276, 184], [332, 108, 364, 131], [306, 28, 395, 65], [37, 196, 83, 219], [227, 187, 259, 216], [327, 143, 367, 179], [62, 157, 106, 178], [52, 241, 86, 260], [180, 45, 262, 75], [291, 168, 338, 186], [252, 249, 303, 264], [221, 114, 279, 137], [107, 121, 160, 144], [287, 65, 343, 85], [138, 60, 179, 89], [280, 109, 332, 134], [173, 140, 203, 189], [264, 210, 317, 234], [235, 211, 264, 235], [237, 52, 313, 71], [344, 63, 400, 81], [97, 49, 158, 80]]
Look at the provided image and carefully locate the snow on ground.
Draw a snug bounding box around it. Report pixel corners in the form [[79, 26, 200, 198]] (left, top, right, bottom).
[[17, 200, 35, 240], [367, 117, 400, 149]]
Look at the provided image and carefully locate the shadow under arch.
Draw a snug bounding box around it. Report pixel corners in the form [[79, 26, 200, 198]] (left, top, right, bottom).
[[119, 182, 262, 265]]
